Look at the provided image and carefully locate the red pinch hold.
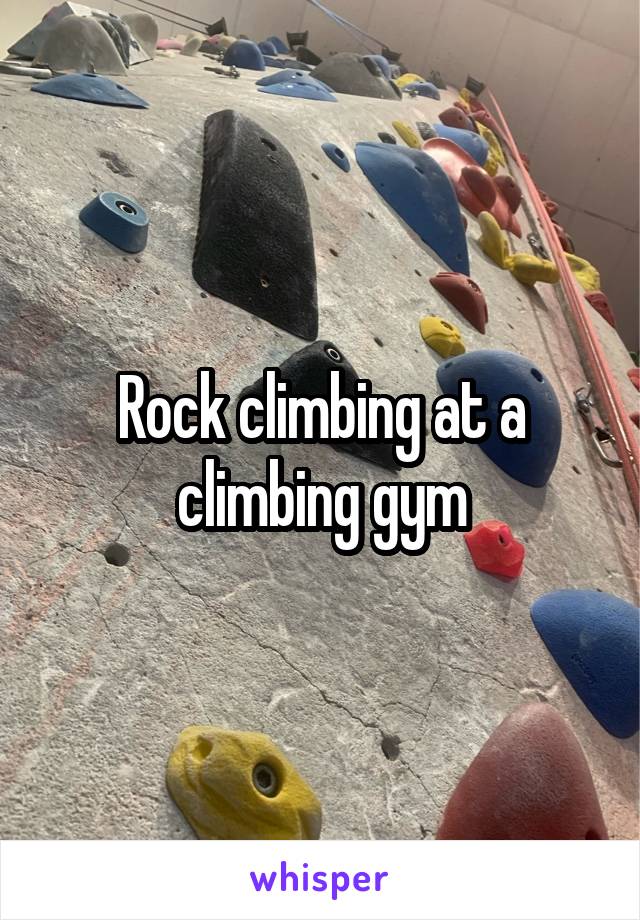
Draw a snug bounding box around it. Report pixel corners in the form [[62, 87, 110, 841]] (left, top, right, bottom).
[[494, 174, 521, 213], [585, 291, 616, 328], [439, 105, 476, 132], [464, 519, 524, 579], [430, 272, 489, 334]]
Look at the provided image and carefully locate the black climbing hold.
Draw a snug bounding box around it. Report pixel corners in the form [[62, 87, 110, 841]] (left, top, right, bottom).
[[312, 52, 399, 100], [466, 75, 485, 96], [428, 70, 447, 89], [321, 143, 350, 172], [378, 132, 397, 144], [287, 30, 308, 49], [381, 46, 402, 63], [80, 192, 149, 253], [240, 341, 400, 471], [193, 110, 318, 341], [206, 17, 227, 36], [297, 46, 322, 66], [416, 121, 436, 141], [100, 17, 131, 68]]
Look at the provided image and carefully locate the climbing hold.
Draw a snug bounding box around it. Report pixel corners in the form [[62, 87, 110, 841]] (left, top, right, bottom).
[[34, 15, 127, 75], [311, 52, 399, 100], [181, 32, 205, 56], [466, 75, 485, 95], [100, 17, 131, 68], [544, 198, 559, 217], [32, 72, 149, 108], [321, 143, 350, 172], [122, 12, 158, 59], [631, 412, 640, 428], [429, 273, 488, 334], [240, 341, 400, 470], [223, 39, 266, 71], [266, 35, 290, 54], [476, 122, 505, 165], [494, 175, 521, 213], [258, 81, 337, 102], [297, 46, 322, 66], [378, 132, 397, 144], [477, 211, 510, 268], [207, 17, 228, 36], [394, 72, 426, 89], [363, 54, 391, 79], [166, 726, 322, 840], [287, 30, 309, 49], [403, 81, 440, 99], [483, 150, 499, 176], [567, 254, 601, 292], [551, 221, 575, 254], [437, 704, 608, 839], [193, 110, 317, 340], [210, 33, 237, 51], [157, 38, 184, 51], [454, 97, 471, 113], [433, 125, 489, 166], [419, 316, 465, 358], [439, 106, 475, 132], [355, 142, 470, 275], [464, 520, 524, 578], [472, 108, 501, 136], [258, 40, 277, 55], [437, 349, 562, 487], [416, 121, 436, 141], [627, 367, 640, 390], [392, 120, 421, 148], [423, 139, 522, 235], [531, 590, 639, 738], [256, 69, 332, 91], [428, 70, 447, 89], [79, 192, 149, 253], [507, 253, 560, 287]]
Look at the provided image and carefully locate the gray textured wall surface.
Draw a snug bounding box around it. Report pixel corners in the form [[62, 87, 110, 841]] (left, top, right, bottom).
[[0, 54, 638, 840]]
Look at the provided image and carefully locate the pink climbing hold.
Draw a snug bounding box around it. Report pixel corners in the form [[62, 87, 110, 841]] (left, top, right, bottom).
[[157, 38, 184, 50], [631, 412, 639, 429], [464, 520, 525, 579], [628, 367, 640, 390]]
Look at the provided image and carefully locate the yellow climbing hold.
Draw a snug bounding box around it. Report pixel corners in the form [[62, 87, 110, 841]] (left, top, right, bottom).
[[483, 150, 499, 176], [477, 122, 506, 167], [460, 87, 472, 104], [478, 211, 511, 269], [566, 253, 600, 292], [392, 120, 421, 149], [420, 316, 465, 358], [456, 95, 471, 112], [166, 726, 322, 840], [395, 72, 426, 89], [507, 253, 560, 286]]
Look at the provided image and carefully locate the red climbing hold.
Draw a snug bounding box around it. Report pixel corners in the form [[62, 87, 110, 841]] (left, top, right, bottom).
[[585, 291, 616, 328], [493, 175, 521, 214], [544, 199, 559, 217], [551, 220, 574, 253], [436, 703, 609, 839], [631, 412, 639, 429], [439, 106, 476, 133], [423, 138, 522, 236], [430, 272, 488, 334], [463, 520, 524, 578], [472, 108, 501, 136], [628, 367, 640, 390]]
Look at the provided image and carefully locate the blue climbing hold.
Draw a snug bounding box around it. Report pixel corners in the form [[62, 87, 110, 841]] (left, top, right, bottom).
[[266, 35, 289, 54], [363, 54, 391, 79], [258, 40, 277, 55], [79, 192, 149, 253], [403, 80, 441, 99], [433, 124, 489, 166], [355, 142, 469, 274], [436, 350, 562, 487], [256, 69, 333, 92], [531, 589, 639, 738], [31, 72, 149, 108], [258, 81, 336, 102], [322, 142, 350, 172], [263, 55, 311, 70], [223, 39, 266, 71]]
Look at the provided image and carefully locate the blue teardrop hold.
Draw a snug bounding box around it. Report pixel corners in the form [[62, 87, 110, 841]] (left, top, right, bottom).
[[355, 142, 469, 275], [258, 40, 277, 55], [31, 73, 149, 108], [403, 80, 441, 99], [256, 69, 333, 92], [363, 54, 391, 79], [436, 350, 562, 486], [266, 35, 289, 54], [322, 142, 350, 172], [223, 39, 266, 71], [433, 124, 489, 165], [531, 589, 639, 738], [258, 81, 336, 102], [79, 192, 149, 253]]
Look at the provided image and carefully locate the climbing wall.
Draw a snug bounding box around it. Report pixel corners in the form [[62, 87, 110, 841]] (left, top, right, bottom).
[[0, 50, 638, 840]]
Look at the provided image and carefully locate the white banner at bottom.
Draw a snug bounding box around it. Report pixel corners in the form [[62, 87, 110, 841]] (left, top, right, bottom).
[[1, 840, 638, 920]]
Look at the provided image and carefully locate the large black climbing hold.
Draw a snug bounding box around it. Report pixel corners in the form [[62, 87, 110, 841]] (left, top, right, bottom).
[[531, 589, 639, 738], [437, 350, 562, 487], [240, 341, 400, 471], [207, 17, 227, 36], [355, 142, 470, 274], [193, 110, 318, 341], [466, 75, 485, 96], [287, 31, 309, 49], [312, 52, 399, 100], [297, 46, 323, 66]]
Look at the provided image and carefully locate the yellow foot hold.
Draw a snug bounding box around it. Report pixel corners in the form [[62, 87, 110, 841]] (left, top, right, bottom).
[[508, 252, 560, 286], [392, 120, 421, 148], [395, 72, 426, 89], [478, 211, 511, 268], [476, 122, 506, 167], [420, 316, 466, 357], [566, 253, 600, 292], [166, 726, 322, 840]]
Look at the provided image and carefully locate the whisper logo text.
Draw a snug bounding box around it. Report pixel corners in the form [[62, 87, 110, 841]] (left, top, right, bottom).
[[250, 860, 389, 901]]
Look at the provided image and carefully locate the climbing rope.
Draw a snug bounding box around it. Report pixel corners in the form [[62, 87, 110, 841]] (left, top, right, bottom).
[[304, 0, 388, 53]]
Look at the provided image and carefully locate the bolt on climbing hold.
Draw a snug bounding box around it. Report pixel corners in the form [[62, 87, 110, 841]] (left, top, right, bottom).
[[79, 192, 149, 253], [166, 726, 322, 839], [419, 315, 465, 358], [432, 124, 489, 166], [404, 81, 440, 99], [464, 520, 524, 578], [507, 252, 559, 287], [259, 80, 337, 102], [531, 590, 639, 738], [477, 211, 511, 268], [394, 72, 427, 89], [566, 253, 601, 292], [321, 142, 350, 172], [439, 106, 475, 133], [429, 272, 488, 334], [391, 120, 421, 149], [416, 121, 436, 141], [436, 704, 608, 839], [378, 131, 397, 144], [223, 39, 266, 71], [627, 367, 640, 390], [32, 72, 149, 108]]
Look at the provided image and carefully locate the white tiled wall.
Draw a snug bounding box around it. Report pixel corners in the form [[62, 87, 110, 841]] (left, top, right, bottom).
[[2, 0, 638, 346]]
